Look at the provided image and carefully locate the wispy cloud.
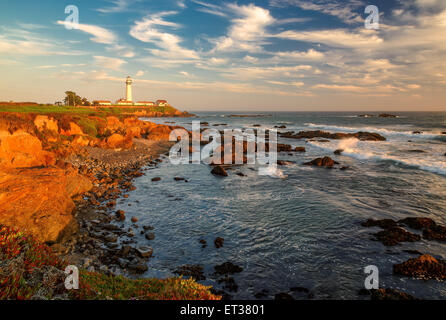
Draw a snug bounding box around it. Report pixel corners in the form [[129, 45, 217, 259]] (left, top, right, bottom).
[[97, 0, 134, 13], [270, 0, 364, 24], [94, 55, 127, 70], [130, 11, 199, 60], [57, 21, 117, 44]]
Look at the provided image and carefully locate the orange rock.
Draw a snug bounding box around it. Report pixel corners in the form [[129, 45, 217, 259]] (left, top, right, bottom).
[[34, 115, 59, 132], [60, 122, 84, 136], [106, 116, 122, 131], [105, 133, 133, 149], [0, 130, 55, 168], [146, 124, 173, 141], [72, 135, 90, 147], [0, 167, 92, 242], [126, 126, 141, 139]]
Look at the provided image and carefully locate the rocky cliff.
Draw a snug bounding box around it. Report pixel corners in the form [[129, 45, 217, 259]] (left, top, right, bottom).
[[0, 112, 176, 242]]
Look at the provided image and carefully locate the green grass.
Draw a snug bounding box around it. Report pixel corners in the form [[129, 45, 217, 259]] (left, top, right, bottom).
[[0, 105, 178, 116]]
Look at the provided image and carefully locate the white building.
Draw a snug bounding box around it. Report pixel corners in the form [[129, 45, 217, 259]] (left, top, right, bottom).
[[125, 76, 133, 102]]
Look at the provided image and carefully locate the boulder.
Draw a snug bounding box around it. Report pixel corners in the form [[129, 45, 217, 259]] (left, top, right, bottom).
[[214, 262, 243, 275], [60, 122, 84, 136], [374, 227, 421, 246], [0, 167, 92, 243], [34, 115, 59, 132], [106, 133, 132, 149], [393, 254, 446, 280], [370, 289, 416, 300], [146, 124, 173, 141], [211, 166, 228, 177], [280, 130, 386, 141], [379, 114, 397, 118], [304, 157, 339, 168], [214, 237, 225, 248], [0, 130, 55, 169]]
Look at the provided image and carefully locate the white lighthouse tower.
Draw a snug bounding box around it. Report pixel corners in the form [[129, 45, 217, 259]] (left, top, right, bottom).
[[125, 76, 133, 102]]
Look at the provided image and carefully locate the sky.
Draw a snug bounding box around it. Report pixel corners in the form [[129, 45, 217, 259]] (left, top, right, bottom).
[[0, 0, 445, 111]]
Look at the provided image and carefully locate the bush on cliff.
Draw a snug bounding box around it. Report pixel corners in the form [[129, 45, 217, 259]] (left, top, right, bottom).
[[0, 225, 220, 300]]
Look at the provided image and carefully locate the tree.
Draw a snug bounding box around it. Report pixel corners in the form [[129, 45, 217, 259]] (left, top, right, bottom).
[[64, 91, 82, 106], [81, 97, 91, 106]]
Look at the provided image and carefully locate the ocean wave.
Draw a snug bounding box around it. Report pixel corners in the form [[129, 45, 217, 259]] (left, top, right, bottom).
[[304, 123, 444, 139], [307, 140, 446, 176]]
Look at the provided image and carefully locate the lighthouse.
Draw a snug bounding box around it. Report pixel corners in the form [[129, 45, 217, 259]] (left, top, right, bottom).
[[125, 76, 133, 102]]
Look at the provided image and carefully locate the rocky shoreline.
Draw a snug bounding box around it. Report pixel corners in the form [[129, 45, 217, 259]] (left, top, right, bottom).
[[51, 140, 175, 277]]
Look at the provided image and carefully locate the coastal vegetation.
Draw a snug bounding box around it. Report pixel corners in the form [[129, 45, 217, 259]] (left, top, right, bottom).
[[0, 225, 220, 300]]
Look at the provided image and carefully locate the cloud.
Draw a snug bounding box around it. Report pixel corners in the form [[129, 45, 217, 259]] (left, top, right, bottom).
[[97, 0, 134, 13], [191, 0, 228, 17], [223, 65, 312, 81], [136, 70, 145, 77], [0, 28, 86, 56], [177, 0, 187, 8], [130, 11, 199, 60], [270, 0, 364, 24], [211, 3, 275, 53], [275, 29, 383, 48], [274, 49, 325, 61], [94, 56, 127, 70], [107, 45, 135, 58], [57, 21, 117, 44]]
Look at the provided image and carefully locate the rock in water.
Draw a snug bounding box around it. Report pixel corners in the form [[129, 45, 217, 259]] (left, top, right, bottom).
[[274, 293, 294, 300], [393, 254, 446, 280], [115, 210, 126, 221], [370, 289, 416, 300], [211, 166, 228, 177], [214, 237, 224, 248], [334, 149, 344, 155], [136, 246, 153, 258], [304, 156, 339, 168], [214, 262, 243, 275]]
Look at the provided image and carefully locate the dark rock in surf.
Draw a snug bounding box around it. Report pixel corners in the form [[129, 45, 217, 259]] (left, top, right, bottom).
[[277, 160, 294, 166], [145, 233, 155, 241], [173, 265, 205, 281], [374, 227, 421, 246], [304, 156, 339, 168], [214, 262, 243, 275], [211, 166, 228, 177], [361, 218, 397, 229], [151, 177, 161, 182], [379, 114, 398, 118], [115, 210, 126, 221], [214, 237, 224, 248], [398, 217, 436, 230], [370, 288, 416, 300], [274, 293, 294, 300], [280, 130, 386, 141], [334, 149, 344, 155], [393, 254, 446, 280]]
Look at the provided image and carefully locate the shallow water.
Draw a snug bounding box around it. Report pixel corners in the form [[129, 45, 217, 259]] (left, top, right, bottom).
[[117, 112, 446, 299]]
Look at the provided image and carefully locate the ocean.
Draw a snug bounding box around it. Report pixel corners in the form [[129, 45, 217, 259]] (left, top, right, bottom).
[[118, 112, 446, 299]]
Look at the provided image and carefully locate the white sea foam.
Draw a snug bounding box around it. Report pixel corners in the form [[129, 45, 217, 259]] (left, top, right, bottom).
[[260, 166, 288, 179], [307, 139, 446, 176], [304, 123, 444, 139]]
